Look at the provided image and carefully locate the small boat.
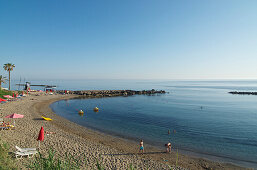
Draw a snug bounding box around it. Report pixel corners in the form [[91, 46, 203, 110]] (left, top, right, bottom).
[[42, 116, 53, 121], [93, 107, 99, 112]]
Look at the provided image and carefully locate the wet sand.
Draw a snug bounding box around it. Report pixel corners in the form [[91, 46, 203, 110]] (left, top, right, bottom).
[[0, 92, 250, 169]]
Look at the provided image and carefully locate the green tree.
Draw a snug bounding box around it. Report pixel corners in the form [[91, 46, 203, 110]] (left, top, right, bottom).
[[0, 75, 7, 89], [3, 63, 15, 90]]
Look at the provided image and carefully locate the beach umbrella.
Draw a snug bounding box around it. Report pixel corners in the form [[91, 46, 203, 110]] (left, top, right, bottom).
[[4, 113, 24, 118], [4, 113, 24, 126], [37, 126, 44, 148], [3, 95, 13, 99], [0, 98, 7, 102]]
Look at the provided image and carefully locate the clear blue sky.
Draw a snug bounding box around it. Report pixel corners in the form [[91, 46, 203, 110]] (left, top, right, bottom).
[[0, 0, 256, 80]]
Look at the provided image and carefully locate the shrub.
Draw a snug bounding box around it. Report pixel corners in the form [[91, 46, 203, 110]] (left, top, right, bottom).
[[0, 143, 17, 170]]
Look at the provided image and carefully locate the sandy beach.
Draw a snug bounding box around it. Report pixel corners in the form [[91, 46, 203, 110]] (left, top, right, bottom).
[[0, 92, 250, 169]]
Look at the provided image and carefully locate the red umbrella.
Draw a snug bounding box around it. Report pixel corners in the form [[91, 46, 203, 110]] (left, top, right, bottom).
[[0, 98, 7, 102], [37, 126, 44, 148]]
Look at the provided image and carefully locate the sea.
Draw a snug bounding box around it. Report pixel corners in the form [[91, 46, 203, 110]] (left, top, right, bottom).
[[11, 79, 257, 168]]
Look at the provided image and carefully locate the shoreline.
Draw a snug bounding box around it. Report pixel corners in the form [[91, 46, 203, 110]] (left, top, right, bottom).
[[50, 98, 257, 169], [0, 93, 251, 169], [41, 94, 250, 169], [50, 96, 256, 169]]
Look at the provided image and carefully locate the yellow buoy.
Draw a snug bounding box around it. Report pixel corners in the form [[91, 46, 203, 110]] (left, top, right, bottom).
[[78, 110, 84, 114], [78, 110, 84, 116], [93, 107, 99, 112]]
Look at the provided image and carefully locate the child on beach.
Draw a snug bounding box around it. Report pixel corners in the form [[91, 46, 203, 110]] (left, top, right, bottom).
[[165, 142, 172, 153], [139, 139, 144, 153]]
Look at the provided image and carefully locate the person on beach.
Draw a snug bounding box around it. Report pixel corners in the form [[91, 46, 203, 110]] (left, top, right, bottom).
[[139, 139, 144, 153], [45, 131, 56, 135], [165, 143, 172, 153]]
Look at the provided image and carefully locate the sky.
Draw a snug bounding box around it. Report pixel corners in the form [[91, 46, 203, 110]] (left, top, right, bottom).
[[0, 0, 257, 80]]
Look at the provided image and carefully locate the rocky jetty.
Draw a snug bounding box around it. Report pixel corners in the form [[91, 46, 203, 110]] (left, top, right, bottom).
[[57, 89, 166, 97], [229, 91, 257, 95]]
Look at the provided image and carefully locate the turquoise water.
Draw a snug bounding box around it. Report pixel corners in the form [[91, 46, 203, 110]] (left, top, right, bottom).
[[47, 80, 257, 168]]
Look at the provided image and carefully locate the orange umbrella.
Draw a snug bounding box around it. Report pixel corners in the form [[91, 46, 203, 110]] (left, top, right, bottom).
[[37, 126, 44, 148]]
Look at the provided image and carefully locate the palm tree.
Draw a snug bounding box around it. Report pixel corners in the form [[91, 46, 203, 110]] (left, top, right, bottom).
[[3, 63, 15, 90], [0, 75, 7, 89]]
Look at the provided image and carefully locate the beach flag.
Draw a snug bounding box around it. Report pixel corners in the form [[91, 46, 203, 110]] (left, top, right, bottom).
[[37, 126, 44, 148]]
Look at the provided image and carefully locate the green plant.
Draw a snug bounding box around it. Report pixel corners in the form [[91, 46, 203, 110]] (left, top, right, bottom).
[[128, 163, 136, 170], [96, 158, 104, 170], [27, 148, 84, 170], [0, 89, 13, 99], [176, 149, 178, 168], [0, 142, 17, 170], [3, 63, 15, 90]]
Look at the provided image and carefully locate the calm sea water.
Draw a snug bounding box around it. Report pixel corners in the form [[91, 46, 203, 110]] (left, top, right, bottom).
[[16, 80, 257, 168]]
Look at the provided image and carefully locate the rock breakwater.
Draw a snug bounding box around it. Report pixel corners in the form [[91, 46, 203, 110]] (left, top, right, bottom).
[[229, 91, 257, 95], [57, 89, 166, 97]]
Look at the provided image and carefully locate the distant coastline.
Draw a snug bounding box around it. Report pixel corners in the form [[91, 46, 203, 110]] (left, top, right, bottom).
[[229, 91, 257, 95]]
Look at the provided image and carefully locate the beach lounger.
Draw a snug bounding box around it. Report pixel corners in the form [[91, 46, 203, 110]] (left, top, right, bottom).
[[0, 125, 14, 130], [14, 150, 38, 158], [0, 126, 9, 130], [15, 146, 37, 152]]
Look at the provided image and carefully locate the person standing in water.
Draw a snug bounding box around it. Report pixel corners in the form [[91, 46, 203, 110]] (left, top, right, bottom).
[[165, 142, 172, 153], [139, 139, 144, 153]]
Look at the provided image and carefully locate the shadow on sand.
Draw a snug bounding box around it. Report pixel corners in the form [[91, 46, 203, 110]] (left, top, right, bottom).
[[103, 151, 166, 156], [33, 118, 44, 121]]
